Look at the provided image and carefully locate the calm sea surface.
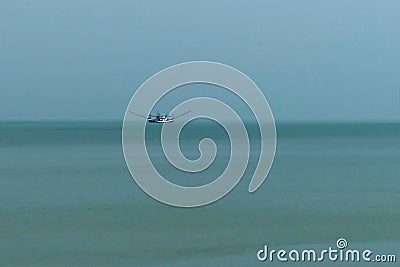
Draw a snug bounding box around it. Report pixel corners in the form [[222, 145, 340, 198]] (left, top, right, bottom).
[[0, 122, 399, 266]]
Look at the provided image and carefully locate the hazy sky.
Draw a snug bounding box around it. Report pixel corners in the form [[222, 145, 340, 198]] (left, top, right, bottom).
[[0, 0, 399, 121]]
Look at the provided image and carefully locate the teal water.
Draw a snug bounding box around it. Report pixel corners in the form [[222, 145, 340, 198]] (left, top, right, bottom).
[[0, 122, 399, 266]]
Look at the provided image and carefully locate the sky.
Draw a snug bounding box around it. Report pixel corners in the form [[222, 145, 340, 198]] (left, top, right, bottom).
[[0, 0, 399, 122]]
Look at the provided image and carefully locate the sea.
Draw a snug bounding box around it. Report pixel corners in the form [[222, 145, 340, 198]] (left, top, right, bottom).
[[0, 121, 399, 266]]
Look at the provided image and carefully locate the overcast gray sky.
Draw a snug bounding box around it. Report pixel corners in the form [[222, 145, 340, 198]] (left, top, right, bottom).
[[0, 0, 399, 122]]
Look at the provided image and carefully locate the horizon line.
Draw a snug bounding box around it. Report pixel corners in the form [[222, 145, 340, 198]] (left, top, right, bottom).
[[0, 119, 398, 124]]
